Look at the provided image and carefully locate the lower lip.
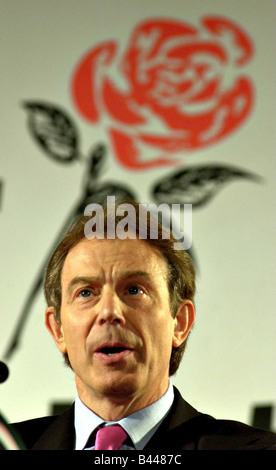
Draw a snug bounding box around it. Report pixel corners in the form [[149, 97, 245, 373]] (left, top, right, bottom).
[[94, 349, 134, 364]]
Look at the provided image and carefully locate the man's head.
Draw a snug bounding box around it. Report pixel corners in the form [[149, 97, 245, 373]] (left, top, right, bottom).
[[44, 201, 195, 414]]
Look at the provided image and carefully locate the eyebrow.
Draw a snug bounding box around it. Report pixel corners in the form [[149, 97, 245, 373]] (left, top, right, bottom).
[[66, 276, 99, 295], [66, 271, 153, 295], [117, 270, 152, 282]]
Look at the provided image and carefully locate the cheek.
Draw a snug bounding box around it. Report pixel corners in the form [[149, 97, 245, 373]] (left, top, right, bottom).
[[60, 310, 90, 354], [143, 312, 175, 354]]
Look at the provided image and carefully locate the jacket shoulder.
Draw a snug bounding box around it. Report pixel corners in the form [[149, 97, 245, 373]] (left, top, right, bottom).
[[12, 405, 75, 450], [148, 388, 276, 450], [12, 415, 57, 449], [199, 418, 276, 450]]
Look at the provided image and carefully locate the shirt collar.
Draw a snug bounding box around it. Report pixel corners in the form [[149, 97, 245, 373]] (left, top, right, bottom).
[[74, 381, 174, 450]]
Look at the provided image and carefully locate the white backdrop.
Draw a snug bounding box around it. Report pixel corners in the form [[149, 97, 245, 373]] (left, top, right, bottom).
[[1, 0, 275, 430]]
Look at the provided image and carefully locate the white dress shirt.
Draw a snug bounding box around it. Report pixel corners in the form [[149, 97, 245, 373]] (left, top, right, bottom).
[[74, 381, 174, 450]]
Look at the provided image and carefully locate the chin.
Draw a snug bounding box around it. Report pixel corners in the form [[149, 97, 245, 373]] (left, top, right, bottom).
[[95, 372, 140, 400]]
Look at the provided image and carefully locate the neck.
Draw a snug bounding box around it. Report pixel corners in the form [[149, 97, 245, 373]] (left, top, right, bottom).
[[75, 376, 169, 421]]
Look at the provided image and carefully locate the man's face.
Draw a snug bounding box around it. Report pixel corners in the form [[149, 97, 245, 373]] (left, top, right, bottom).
[[46, 237, 194, 414]]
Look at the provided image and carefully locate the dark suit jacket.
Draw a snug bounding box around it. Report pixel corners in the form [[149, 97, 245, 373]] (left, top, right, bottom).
[[12, 388, 276, 450]]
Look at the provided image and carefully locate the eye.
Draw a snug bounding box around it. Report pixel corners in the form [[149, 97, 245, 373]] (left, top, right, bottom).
[[125, 285, 145, 296], [79, 289, 92, 298], [128, 285, 139, 295], [76, 286, 100, 299]]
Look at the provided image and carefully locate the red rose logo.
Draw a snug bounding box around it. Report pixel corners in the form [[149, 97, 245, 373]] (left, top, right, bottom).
[[71, 16, 254, 169]]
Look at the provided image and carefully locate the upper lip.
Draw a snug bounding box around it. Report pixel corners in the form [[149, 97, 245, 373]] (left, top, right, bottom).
[[95, 342, 133, 353]]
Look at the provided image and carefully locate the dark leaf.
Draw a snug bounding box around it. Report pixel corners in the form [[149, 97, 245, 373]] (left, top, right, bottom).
[[151, 164, 262, 207], [87, 144, 107, 181], [24, 101, 79, 163]]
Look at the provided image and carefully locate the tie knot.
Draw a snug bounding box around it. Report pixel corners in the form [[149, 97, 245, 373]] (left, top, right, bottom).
[[95, 424, 128, 450]]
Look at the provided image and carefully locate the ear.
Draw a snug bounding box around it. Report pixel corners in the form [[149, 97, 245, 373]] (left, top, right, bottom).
[[172, 300, 195, 348], [45, 306, 67, 354]]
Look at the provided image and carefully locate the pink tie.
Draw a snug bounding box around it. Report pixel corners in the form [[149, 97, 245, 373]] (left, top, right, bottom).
[[95, 425, 128, 450]]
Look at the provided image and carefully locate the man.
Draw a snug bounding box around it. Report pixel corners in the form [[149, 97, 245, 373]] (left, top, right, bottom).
[[12, 200, 276, 450]]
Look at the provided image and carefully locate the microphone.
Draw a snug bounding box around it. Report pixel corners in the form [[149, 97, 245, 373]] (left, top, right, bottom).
[[0, 361, 9, 383]]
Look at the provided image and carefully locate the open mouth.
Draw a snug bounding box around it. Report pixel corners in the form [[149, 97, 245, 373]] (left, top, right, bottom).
[[99, 346, 128, 356], [95, 344, 133, 362]]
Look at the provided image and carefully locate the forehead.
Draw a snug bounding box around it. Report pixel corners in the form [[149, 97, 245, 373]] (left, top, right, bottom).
[[61, 237, 168, 283]]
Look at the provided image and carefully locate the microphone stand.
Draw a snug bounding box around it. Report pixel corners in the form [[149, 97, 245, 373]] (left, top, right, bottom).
[[0, 362, 26, 450]]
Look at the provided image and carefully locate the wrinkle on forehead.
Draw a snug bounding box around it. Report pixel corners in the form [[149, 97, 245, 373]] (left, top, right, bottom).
[[61, 237, 169, 287]]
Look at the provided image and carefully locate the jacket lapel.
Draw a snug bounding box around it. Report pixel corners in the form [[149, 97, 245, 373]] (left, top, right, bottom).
[[145, 387, 206, 450], [32, 406, 75, 450]]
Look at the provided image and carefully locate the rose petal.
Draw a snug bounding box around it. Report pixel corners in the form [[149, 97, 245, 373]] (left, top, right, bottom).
[[72, 41, 117, 122], [203, 16, 254, 66], [103, 77, 146, 125], [109, 128, 178, 169]]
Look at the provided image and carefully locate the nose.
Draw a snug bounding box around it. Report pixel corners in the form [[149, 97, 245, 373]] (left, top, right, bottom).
[[96, 287, 125, 326]]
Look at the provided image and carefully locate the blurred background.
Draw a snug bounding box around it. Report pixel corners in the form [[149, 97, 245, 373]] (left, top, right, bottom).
[[1, 0, 275, 432]]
